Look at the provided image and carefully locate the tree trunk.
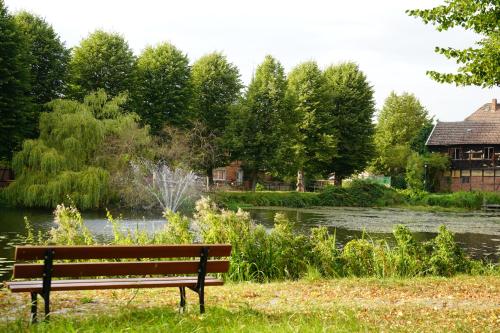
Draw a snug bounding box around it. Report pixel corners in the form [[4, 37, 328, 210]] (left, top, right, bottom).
[[250, 170, 258, 191], [296, 169, 305, 192], [206, 166, 214, 190]]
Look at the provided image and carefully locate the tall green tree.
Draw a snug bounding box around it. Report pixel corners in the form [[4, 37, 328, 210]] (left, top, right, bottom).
[[407, 0, 499, 87], [228, 55, 291, 188], [14, 12, 69, 103], [190, 52, 242, 184], [410, 121, 435, 155], [287, 61, 337, 191], [68, 30, 136, 99], [372, 92, 433, 177], [133, 42, 191, 134], [14, 11, 70, 136], [0, 0, 32, 161], [323, 62, 375, 183]]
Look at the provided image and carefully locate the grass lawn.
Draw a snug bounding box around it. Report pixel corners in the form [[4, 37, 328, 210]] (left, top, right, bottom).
[[0, 276, 498, 332]]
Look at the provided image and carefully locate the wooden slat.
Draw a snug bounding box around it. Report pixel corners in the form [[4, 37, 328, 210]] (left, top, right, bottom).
[[6, 277, 223, 293], [15, 244, 232, 260], [13, 260, 230, 278], [6, 276, 221, 286]]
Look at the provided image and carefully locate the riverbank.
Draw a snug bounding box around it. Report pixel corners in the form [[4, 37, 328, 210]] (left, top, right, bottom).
[[1, 276, 498, 332], [213, 184, 500, 212]]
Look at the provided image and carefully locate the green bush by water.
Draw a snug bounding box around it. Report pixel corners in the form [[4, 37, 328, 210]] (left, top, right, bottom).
[[213, 191, 320, 209], [26, 197, 498, 282], [214, 180, 403, 209], [400, 190, 500, 210], [214, 179, 500, 211]]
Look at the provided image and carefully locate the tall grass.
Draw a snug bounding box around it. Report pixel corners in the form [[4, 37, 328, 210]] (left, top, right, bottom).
[[401, 189, 500, 210], [25, 197, 498, 282]]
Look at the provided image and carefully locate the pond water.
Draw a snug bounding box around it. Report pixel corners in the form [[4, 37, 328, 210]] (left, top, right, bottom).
[[1, 206, 499, 280]]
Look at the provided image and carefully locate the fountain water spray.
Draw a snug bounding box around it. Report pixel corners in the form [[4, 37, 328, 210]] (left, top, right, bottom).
[[130, 160, 201, 212]]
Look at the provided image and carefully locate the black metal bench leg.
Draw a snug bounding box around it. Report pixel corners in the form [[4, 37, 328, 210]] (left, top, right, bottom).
[[179, 287, 186, 312], [30, 292, 37, 324], [43, 294, 50, 320], [41, 248, 54, 321], [199, 285, 205, 314], [197, 247, 208, 314]]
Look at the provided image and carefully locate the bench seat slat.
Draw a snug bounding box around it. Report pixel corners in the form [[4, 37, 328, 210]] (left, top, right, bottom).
[[6, 277, 223, 293], [15, 245, 232, 260], [13, 260, 230, 278]]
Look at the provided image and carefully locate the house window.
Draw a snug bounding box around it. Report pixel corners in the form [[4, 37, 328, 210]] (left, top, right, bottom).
[[449, 148, 462, 160], [236, 170, 243, 184], [470, 150, 484, 160], [213, 169, 226, 181], [461, 176, 470, 184], [485, 147, 494, 159]]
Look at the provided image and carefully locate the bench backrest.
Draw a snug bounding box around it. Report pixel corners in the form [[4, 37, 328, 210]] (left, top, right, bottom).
[[13, 244, 231, 279]]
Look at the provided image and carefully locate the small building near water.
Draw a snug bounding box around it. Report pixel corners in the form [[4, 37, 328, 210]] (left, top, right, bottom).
[[426, 99, 500, 192], [212, 161, 245, 188]]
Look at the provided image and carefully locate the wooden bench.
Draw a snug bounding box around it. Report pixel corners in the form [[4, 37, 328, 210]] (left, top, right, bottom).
[[5, 244, 231, 323]]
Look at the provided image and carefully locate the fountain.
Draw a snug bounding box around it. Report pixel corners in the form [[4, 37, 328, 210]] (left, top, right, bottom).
[[130, 160, 201, 212]]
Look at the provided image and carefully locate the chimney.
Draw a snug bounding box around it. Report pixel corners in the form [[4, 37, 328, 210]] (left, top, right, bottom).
[[492, 99, 498, 112]]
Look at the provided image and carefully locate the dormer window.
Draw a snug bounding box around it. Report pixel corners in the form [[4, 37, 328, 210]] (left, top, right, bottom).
[[468, 150, 484, 160]]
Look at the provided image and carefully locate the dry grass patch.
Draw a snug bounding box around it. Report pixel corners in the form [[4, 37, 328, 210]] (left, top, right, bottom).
[[0, 276, 498, 332]]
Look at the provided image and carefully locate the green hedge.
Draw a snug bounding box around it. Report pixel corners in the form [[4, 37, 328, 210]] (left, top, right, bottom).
[[214, 180, 500, 211], [214, 180, 404, 209], [213, 191, 320, 209]]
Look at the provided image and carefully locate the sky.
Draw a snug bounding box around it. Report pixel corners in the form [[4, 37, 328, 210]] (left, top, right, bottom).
[[5, 0, 499, 122]]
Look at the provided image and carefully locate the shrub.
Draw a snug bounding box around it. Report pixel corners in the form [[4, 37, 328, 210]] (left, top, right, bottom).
[[426, 191, 484, 209], [309, 227, 342, 277], [255, 183, 265, 191], [48, 203, 94, 245], [342, 239, 375, 276], [319, 180, 404, 207], [429, 225, 470, 276], [392, 225, 427, 276]]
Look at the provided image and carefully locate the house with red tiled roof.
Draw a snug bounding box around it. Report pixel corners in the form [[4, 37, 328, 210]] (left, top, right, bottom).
[[426, 99, 500, 192]]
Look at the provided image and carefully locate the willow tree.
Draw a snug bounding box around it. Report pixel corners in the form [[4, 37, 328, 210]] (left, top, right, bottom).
[[5, 90, 151, 209], [287, 62, 337, 191]]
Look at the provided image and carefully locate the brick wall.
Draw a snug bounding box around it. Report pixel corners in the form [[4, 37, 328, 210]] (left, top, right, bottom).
[[448, 176, 500, 192]]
